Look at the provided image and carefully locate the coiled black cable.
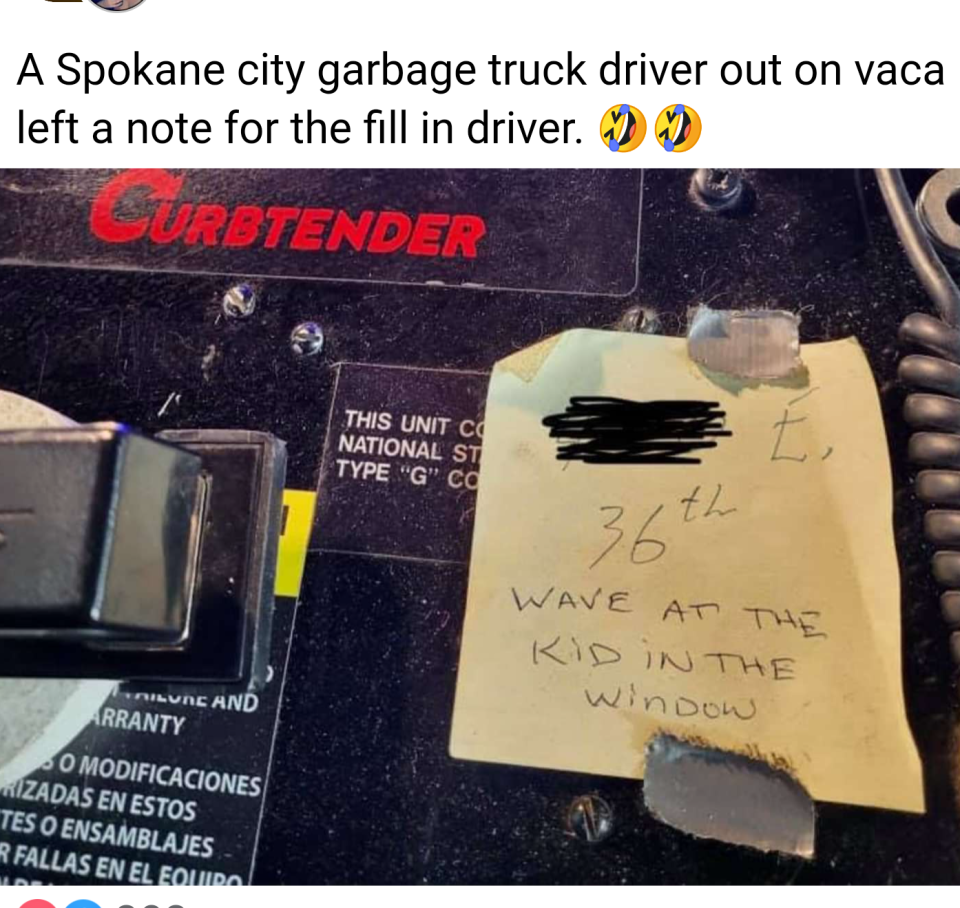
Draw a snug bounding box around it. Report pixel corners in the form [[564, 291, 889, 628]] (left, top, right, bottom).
[[876, 169, 960, 660]]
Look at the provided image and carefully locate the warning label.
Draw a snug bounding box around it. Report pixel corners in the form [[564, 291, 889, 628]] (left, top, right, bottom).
[[315, 363, 487, 562], [0, 604, 294, 886]]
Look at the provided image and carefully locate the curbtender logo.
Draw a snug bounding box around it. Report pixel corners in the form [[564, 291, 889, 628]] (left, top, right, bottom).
[[89, 169, 488, 258]]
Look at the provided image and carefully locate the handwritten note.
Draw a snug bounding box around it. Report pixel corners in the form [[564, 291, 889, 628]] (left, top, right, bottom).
[[450, 330, 923, 812]]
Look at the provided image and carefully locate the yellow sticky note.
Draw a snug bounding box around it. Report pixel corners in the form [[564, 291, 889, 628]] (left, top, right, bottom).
[[275, 489, 317, 598], [450, 329, 924, 813]]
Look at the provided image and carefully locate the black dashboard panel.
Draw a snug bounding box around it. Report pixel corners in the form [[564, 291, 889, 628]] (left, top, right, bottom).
[[0, 169, 958, 884]]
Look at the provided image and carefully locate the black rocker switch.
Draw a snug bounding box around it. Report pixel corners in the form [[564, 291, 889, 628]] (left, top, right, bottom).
[[0, 424, 286, 686], [0, 423, 204, 642]]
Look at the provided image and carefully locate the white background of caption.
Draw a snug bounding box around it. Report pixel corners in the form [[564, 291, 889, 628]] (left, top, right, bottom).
[[2, 0, 954, 166]]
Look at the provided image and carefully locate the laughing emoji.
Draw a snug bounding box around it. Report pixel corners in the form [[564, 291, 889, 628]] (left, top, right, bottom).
[[599, 104, 646, 153], [655, 104, 701, 152]]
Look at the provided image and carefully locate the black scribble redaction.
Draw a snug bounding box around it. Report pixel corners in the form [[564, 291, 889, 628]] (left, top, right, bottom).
[[542, 397, 731, 464]]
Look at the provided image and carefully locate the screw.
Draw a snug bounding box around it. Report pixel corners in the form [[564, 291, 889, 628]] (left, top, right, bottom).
[[290, 322, 325, 358], [566, 794, 614, 844], [222, 283, 257, 319], [692, 168, 744, 213], [614, 305, 662, 335], [638, 307, 662, 335]]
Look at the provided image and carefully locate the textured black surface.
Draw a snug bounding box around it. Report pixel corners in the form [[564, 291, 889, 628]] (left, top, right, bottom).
[[0, 169, 959, 883]]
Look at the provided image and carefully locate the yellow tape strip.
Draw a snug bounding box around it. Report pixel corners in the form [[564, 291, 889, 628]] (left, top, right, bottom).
[[275, 489, 317, 598]]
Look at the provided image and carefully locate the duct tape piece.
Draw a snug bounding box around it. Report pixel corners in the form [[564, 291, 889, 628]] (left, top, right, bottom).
[[643, 734, 815, 858], [687, 307, 802, 380]]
